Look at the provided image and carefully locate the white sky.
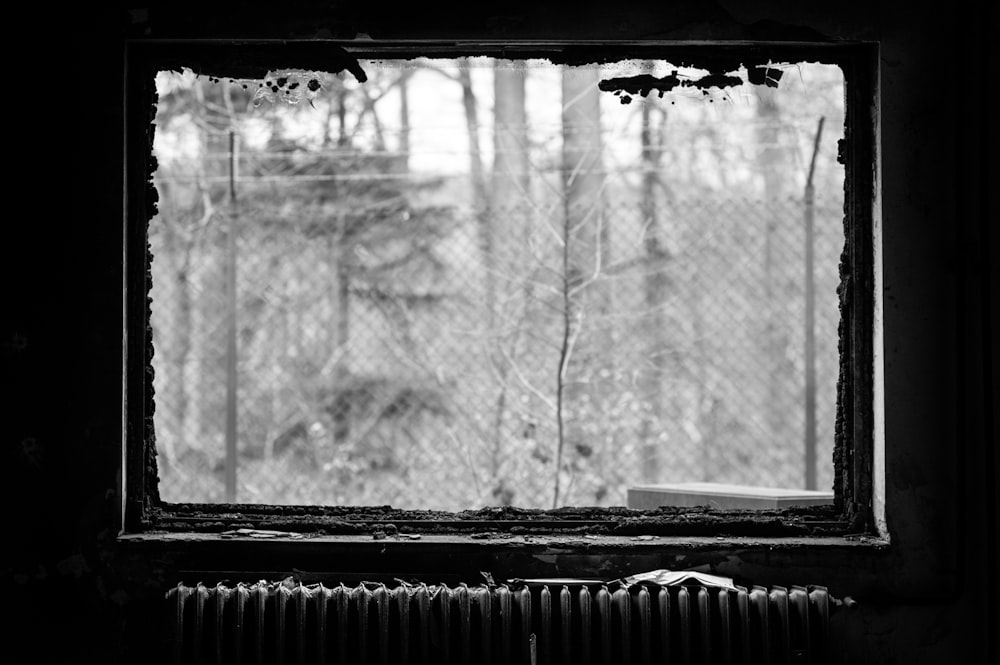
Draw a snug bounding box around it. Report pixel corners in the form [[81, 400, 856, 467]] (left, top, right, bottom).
[[155, 59, 843, 197]]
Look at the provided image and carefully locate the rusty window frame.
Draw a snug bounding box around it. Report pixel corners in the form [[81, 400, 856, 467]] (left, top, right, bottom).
[[124, 40, 876, 538]]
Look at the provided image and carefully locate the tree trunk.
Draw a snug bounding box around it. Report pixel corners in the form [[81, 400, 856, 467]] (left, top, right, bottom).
[[174, 252, 194, 464], [331, 212, 352, 446], [458, 63, 493, 316], [638, 98, 669, 483], [555, 65, 608, 507], [337, 87, 349, 148], [187, 80, 215, 466], [756, 93, 794, 471], [156, 230, 182, 475], [398, 71, 411, 170], [488, 62, 531, 480]]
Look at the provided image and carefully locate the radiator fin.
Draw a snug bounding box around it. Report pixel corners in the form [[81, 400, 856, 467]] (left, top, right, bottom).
[[165, 580, 832, 664]]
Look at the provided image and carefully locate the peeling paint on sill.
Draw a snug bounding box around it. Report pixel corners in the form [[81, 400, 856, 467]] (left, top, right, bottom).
[[150, 502, 852, 538]]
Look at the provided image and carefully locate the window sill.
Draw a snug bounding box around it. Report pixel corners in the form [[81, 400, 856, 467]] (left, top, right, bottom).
[[119, 530, 887, 548], [145, 502, 859, 538], [116, 531, 942, 605]]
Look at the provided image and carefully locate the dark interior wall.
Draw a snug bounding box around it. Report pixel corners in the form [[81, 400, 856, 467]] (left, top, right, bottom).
[[4, 1, 995, 663]]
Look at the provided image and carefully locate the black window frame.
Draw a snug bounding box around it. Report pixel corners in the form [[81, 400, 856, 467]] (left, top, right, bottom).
[[124, 40, 876, 539]]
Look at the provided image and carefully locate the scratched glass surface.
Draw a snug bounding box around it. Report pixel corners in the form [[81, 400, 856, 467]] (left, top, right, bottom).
[[149, 58, 844, 509]]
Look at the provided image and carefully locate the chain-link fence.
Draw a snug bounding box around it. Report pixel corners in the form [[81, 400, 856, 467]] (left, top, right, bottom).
[[149, 60, 845, 510], [150, 176, 843, 509]]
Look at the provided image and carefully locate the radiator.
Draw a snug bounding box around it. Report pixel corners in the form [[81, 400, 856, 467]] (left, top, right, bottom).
[[166, 580, 831, 664]]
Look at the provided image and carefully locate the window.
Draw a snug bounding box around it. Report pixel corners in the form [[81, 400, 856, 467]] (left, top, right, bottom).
[[126, 43, 875, 536]]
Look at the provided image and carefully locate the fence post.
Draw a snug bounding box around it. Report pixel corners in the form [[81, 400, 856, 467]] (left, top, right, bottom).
[[804, 117, 825, 490], [224, 129, 239, 502]]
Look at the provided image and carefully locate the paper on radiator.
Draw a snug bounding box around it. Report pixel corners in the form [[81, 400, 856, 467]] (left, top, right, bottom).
[[507, 568, 736, 589], [619, 569, 737, 590]]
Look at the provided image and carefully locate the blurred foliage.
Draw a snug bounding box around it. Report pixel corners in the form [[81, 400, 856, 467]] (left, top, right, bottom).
[[149, 59, 844, 509]]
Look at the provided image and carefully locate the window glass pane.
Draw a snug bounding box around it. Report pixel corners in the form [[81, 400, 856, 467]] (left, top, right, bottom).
[[149, 57, 844, 509]]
